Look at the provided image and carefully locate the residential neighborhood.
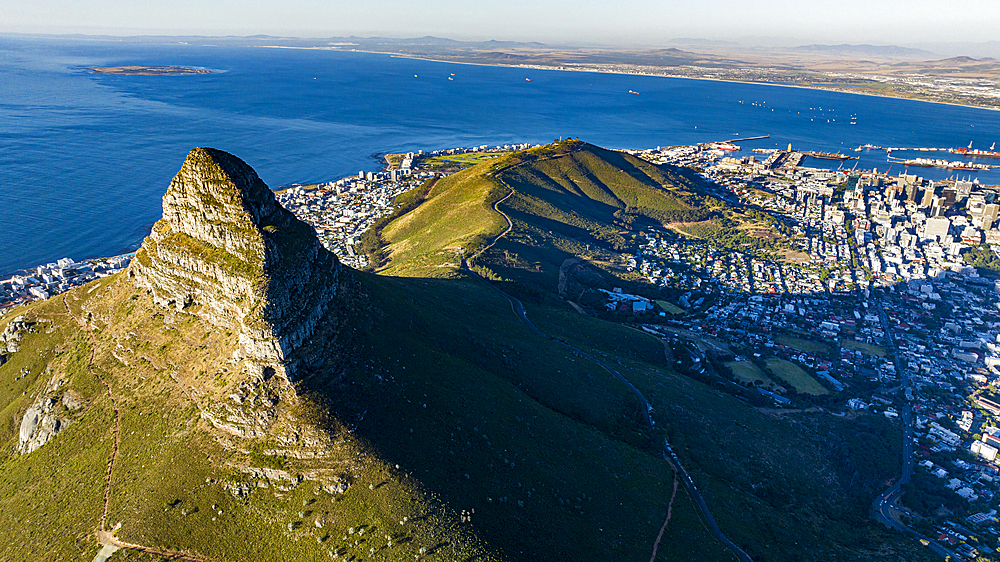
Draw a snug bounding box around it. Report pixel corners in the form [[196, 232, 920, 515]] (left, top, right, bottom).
[[628, 142, 1000, 558]]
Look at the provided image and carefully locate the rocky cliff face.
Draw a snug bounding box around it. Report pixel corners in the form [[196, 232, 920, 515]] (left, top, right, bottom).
[[129, 148, 343, 379]]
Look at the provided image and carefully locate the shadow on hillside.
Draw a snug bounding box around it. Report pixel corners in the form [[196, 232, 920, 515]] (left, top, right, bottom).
[[291, 271, 676, 561]]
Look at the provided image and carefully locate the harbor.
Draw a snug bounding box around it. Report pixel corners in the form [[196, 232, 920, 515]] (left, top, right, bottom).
[[884, 142, 1000, 171]]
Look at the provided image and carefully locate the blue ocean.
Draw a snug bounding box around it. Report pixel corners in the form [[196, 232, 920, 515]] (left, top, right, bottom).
[[2, 36, 1000, 275]]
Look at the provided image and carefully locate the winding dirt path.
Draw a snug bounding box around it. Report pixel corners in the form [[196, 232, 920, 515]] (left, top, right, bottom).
[[62, 295, 216, 562], [63, 295, 120, 531], [648, 469, 679, 562]]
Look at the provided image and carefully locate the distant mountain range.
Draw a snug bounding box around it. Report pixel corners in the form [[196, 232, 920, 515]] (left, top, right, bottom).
[[792, 43, 935, 57], [667, 37, 739, 46]]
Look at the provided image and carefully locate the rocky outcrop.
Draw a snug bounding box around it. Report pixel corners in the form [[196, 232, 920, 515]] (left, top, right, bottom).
[[129, 148, 343, 380], [19, 395, 62, 454], [1, 316, 34, 366], [18, 375, 83, 455]]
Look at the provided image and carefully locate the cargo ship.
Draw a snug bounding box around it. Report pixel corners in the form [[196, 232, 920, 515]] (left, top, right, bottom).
[[803, 151, 856, 161], [889, 155, 997, 170], [897, 158, 941, 168], [948, 161, 994, 171], [951, 141, 1000, 158]]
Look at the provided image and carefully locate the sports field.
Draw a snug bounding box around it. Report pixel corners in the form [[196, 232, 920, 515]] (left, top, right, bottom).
[[765, 358, 828, 395]]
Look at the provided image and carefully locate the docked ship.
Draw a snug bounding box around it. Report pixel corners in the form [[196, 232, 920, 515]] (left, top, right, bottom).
[[891, 156, 996, 170], [948, 161, 994, 171], [711, 143, 740, 151], [901, 158, 942, 168], [951, 141, 1000, 158], [803, 151, 856, 161]]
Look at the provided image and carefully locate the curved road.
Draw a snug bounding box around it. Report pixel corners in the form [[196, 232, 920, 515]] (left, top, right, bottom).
[[871, 300, 953, 560], [464, 171, 753, 561]]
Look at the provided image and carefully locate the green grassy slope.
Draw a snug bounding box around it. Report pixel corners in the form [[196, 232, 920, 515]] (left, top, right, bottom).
[[369, 140, 931, 561], [0, 140, 927, 561], [524, 303, 927, 561], [379, 165, 507, 278], [306, 272, 732, 561], [0, 269, 731, 562], [380, 140, 717, 280], [0, 277, 496, 562]]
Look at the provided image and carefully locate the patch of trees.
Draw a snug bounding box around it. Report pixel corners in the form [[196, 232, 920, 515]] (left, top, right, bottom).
[[642, 207, 713, 224], [828, 417, 902, 500], [964, 245, 1000, 277]]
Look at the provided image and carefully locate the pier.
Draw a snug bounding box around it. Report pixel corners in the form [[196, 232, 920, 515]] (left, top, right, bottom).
[[716, 135, 770, 143]]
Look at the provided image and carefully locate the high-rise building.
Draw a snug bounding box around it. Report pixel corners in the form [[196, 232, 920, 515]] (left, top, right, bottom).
[[985, 203, 1000, 221], [943, 187, 958, 207], [920, 187, 935, 208]]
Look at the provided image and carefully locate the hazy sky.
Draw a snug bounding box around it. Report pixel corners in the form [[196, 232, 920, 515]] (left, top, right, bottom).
[[3, 0, 999, 46]]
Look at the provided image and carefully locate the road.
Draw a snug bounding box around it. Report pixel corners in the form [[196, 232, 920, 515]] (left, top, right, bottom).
[[469, 261, 759, 560], [663, 444, 753, 562], [870, 299, 953, 560], [463, 177, 753, 561]]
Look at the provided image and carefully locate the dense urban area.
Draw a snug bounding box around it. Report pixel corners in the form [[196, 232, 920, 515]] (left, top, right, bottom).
[[7, 139, 1000, 559], [626, 142, 1000, 560]]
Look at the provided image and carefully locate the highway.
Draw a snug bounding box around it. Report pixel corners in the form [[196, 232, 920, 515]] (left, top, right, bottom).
[[871, 300, 953, 560]]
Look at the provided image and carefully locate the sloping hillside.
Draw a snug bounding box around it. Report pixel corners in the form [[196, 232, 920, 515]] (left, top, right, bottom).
[[370, 140, 932, 562], [0, 147, 730, 562], [379, 140, 718, 279]]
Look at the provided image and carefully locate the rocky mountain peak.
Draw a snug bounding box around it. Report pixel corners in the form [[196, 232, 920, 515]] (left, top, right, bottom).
[[130, 148, 343, 379]]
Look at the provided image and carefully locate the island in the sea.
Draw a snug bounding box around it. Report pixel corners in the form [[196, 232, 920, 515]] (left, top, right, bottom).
[[87, 65, 214, 75]]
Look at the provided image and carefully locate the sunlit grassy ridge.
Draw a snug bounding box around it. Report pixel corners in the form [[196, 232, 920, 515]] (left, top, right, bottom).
[[0, 140, 932, 562], [380, 140, 714, 278], [371, 140, 932, 561], [0, 276, 496, 561]]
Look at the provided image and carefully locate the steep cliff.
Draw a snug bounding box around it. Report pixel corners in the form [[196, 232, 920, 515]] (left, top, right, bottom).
[[129, 147, 342, 379]]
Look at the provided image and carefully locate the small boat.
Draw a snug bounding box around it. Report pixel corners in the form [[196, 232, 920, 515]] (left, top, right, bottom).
[[628, 90, 640, 95]]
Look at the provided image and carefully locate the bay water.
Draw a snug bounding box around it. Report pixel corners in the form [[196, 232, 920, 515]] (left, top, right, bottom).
[[2, 36, 999, 274]]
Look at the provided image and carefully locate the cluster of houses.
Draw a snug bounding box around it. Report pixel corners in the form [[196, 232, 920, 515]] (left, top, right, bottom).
[[625, 143, 1000, 555], [0, 255, 132, 313], [275, 170, 433, 269]]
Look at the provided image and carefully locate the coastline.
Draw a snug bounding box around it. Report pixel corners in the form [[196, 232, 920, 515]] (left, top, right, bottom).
[[258, 45, 1000, 113]]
